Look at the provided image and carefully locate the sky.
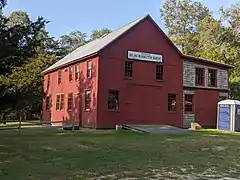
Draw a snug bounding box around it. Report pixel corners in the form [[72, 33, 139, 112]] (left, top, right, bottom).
[[3, 0, 240, 39]]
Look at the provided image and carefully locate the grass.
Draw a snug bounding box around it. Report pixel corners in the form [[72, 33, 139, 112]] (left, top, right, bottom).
[[0, 128, 240, 180]]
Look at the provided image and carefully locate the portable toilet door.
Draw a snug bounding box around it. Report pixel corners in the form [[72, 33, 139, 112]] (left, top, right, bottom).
[[217, 100, 232, 131], [217, 100, 240, 132], [234, 101, 240, 131]]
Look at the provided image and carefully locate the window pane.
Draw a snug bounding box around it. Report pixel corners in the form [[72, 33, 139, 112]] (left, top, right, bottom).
[[168, 94, 177, 111], [184, 94, 194, 113], [56, 95, 60, 110], [208, 69, 217, 87], [60, 94, 64, 110], [156, 64, 163, 80], [46, 96, 50, 111], [87, 61, 92, 78], [75, 65, 79, 80], [108, 90, 119, 110], [125, 61, 133, 78], [67, 93, 73, 110], [195, 68, 204, 86], [58, 70, 62, 85], [85, 90, 91, 110]]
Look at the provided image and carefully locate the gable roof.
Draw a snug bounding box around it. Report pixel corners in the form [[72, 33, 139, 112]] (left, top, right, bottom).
[[42, 14, 234, 74], [42, 15, 150, 74]]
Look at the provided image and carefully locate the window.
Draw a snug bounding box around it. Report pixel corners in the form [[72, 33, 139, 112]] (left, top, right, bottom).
[[47, 74, 50, 87], [56, 94, 64, 111], [85, 90, 91, 110], [184, 94, 194, 113], [46, 96, 50, 111], [60, 94, 64, 110], [58, 70, 62, 85], [75, 65, 80, 80], [56, 95, 61, 110], [108, 90, 119, 110], [168, 94, 177, 112], [156, 64, 164, 80], [67, 93, 73, 110], [195, 67, 204, 86], [69, 66, 74, 82], [125, 61, 133, 78], [87, 61, 92, 78], [208, 69, 217, 87]]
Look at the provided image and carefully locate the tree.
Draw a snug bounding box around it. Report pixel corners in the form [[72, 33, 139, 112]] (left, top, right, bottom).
[[160, 0, 211, 55], [0, 52, 57, 119], [90, 28, 112, 40], [160, 1, 240, 99], [58, 30, 87, 55]]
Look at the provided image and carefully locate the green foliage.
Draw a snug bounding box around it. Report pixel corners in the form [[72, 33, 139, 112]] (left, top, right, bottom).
[[160, 0, 240, 99], [160, 0, 211, 54], [58, 30, 87, 55], [90, 28, 112, 40], [0, 1, 112, 116]]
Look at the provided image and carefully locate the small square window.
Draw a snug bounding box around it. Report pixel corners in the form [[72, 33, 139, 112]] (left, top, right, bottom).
[[67, 93, 73, 110], [125, 61, 133, 78], [85, 90, 91, 110], [108, 90, 119, 110], [208, 69, 217, 87], [168, 94, 177, 112], [195, 67, 205, 86], [184, 94, 194, 113], [156, 64, 163, 80]]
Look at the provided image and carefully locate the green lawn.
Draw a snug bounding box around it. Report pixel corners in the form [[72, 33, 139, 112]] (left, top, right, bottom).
[[0, 128, 240, 180]]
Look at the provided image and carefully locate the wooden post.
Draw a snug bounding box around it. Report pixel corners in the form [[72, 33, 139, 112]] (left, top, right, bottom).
[[18, 114, 22, 130], [72, 117, 75, 131]]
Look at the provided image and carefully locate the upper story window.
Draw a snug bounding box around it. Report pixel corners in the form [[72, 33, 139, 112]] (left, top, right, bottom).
[[47, 74, 50, 87], [125, 61, 133, 78], [67, 92, 73, 111], [75, 65, 80, 80], [168, 94, 177, 112], [87, 61, 92, 78], [108, 90, 119, 110], [58, 70, 62, 85], [208, 69, 217, 87], [156, 64, 164, 80], [195, 67, 205, 86], [184, 94, 194, 113], [69, 66, 74, 82]]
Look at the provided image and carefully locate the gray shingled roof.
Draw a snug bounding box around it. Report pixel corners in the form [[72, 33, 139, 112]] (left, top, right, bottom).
[[42, 15, 148, 74]]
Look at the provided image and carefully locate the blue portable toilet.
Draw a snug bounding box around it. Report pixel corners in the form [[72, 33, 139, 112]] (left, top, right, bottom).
[[217, 100, 240, 132]]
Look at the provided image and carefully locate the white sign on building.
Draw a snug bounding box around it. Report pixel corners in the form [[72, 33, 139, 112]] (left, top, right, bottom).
[[127, 51, 163, 63]]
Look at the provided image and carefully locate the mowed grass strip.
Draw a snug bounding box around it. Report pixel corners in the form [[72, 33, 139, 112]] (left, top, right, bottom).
[[0, 128, 240, 180]]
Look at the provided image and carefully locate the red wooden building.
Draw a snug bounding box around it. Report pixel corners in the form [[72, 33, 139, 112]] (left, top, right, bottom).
[[42, 15, 233, 129]]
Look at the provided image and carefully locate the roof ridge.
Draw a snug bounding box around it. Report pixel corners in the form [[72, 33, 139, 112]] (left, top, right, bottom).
[[42, 14, 150, 74]]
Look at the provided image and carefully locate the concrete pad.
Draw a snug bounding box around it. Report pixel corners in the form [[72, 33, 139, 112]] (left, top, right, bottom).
[[122, 124, 189, 134]]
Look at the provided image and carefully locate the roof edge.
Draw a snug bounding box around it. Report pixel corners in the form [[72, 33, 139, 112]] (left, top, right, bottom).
[[183, 54, 234, 69], [41, 52, 98, 75], [97, 14, 150, 54]]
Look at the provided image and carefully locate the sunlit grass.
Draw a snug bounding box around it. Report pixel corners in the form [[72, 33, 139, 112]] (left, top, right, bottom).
[[0, 128, 240, 179]]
